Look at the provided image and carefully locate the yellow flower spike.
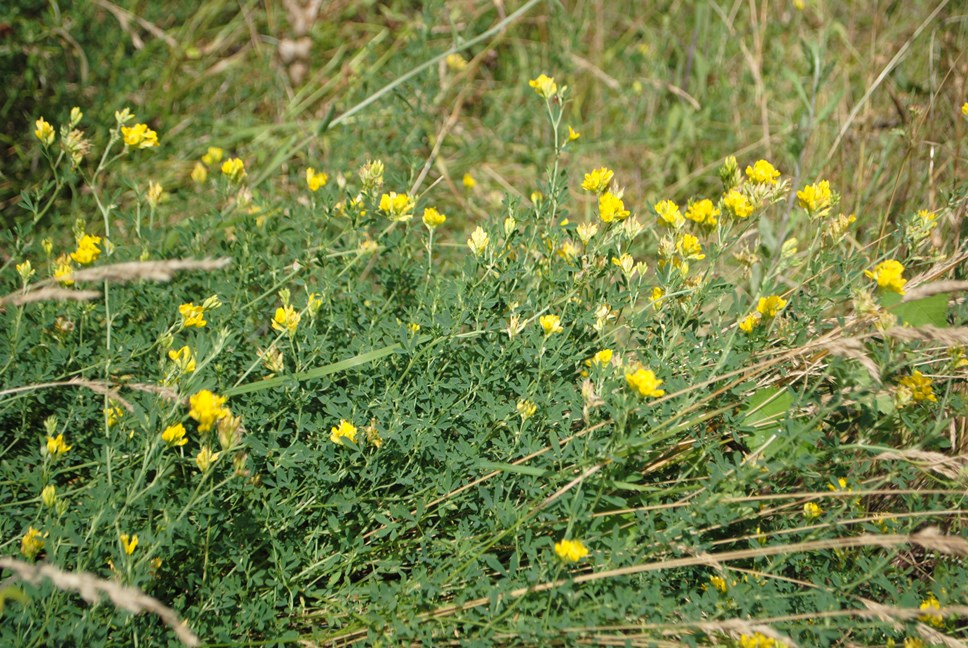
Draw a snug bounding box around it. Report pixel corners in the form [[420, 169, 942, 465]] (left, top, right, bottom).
[[654, 199, 685, 229], [119, 533, 139, 555], [919, 594, 944, 627], [191, 161, 208, 184], [272, 305, 301, 336], [864, 259, 906, 294], [516, 399, 537, 421], [684, 199, 720, 227], [201, 146, 223, 166], [554, 538, 589, 563], [162, 423, 188, 448], [709, 575, 728, 593], [625, 367, 665, 398], [745, 159, 781, 185], [306, 167, 328, 192], [330, 419, 358, 446], [188, 389, 229, 433], [220, 157, 246, 183], [589, 349, 613, 368], [539, 314, 563, 336], [796, 180, 833, 217], [462, 173, 476, 189], [54, 255, 74, 286], [897, 370, 937, 404], [803, 502, 822, 519], [41, 484, 57, 508], [146, 181, 164, 208], [528, 73, 557, 99], [581, 167, 614, 194], [756, 295, 787, 318], [576, 222, 598, 245], [46, 434, 72, 457], [195, 446, 219, 472], [378, 191, 416, 222], [723, 189, 754, 218], [34, 117, 55, 146], [21, 527, 46, 560], [598, 191, 630, 223], [167, 346, 196, 373], [422, 207, 446, 230], [738, 312, 760, 333], [467, 226, 489, 257], [121, 123, 159, 149], [178, 302, 207, 328], [70, 234, 102, 265], [675, 233, 705, 260]]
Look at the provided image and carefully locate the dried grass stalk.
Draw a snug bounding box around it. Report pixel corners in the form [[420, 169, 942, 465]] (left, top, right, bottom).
[[820, 338, 881, 382], [884, 325, 968, 346], [873, 449, 968, 482], [2, 287, 101, 306]]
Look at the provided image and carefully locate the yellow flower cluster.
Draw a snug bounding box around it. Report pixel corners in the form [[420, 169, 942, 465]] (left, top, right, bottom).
[[192, 147, 223, 183], [422, 207, 446, 230], [553, 538, 589, 562], [272, 305, 301, 336], [221, 157, 246, 183], [379, 192, 416, 222], [162, 423, 188, 447], [709, 575, 728, 593], [919, 593, 944, 627], [739, 295, 787, 333], [685, 199, 720, 227], [179, 302, 207, 328], [188, 389, 230, 432], [121, 123, 159, 148], [539, 314, 563, 336], [46, 433, 72, 457], [168, 345, 196, 373], [598, 192, 630, 223], [581, 167, 614, 194], [739, 632, 786, 648], [625, 367, 665, 398], [654, 199, 685, 229], [745, 159, 781, 185], [803, 501, 822, 519], [21, 527, 46, 559], [467, 226, 489, 257], [330, 419, 358, 446], [516, 399, 537, 420], [306, 167, 328, 192], [722, 189, 754, 218], [528, 74, 558, 99], [34, 117, 55, 146], [864, 259, 906, 294], [897, 370, 937, 404], [70, 234, 102, 265], [119, 533, 139, 555], [796, 179, 833, 217]]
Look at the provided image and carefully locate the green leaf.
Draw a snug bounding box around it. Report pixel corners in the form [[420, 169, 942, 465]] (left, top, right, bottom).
[[741, 387, 793, 429], [889, 294, 948, 327], [476, 460, 547, 477]]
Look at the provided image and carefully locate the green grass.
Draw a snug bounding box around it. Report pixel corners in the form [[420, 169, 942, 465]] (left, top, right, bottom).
[[2, 1, 968, 646]]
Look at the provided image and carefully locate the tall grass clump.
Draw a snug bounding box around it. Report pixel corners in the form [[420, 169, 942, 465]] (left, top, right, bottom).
[[2, 2, 968, 646]]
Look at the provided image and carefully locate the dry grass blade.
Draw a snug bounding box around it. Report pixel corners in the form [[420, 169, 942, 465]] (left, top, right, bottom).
[[1, 287, 101, 306], [66, 258, 231, 283], [0, 377, 133, 411], [873, 449, 968, 481], [883, 325, 968, 346], [821, 337, 881, 382], [0, 557, 199, 646], [903, 280, 968, 301]]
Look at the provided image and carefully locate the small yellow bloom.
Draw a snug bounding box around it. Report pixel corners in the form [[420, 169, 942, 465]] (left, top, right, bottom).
[[119, 533, 139, 555], [567, 126, 580, 141], [611, 253, 635, 278], [654, 199, 685, 229], [864, 259, 906, 294], [306, 167, 328, 192], [675, 233, 705, 260], [406, 322, 421, 335], [16, 260, 34, 283], [598, 191, 630, 223], [195, 446, 219, 472], [650, 286, 665, 308], [554, 538, 589, 563], [756, 295, 787, 318], [34, 117, 55, 146], [576, 222, 598, 245], [201, 146, 223, 166], [330, 419, 358, 446], [422, 207, 446, 229], [919, 594, 944, 627], [70, 234, 102, 265], [738, 312, 760, 333], [516, 399, 537, 421], [745, 159, 781, 185], [168, 346, 196, 373], [379, 192, 416, 222], [188, 389, 229, 432], [709, 575, 728, 593], [528, 73, 558, 99], [162, 423, 188, 447], [626, 367, 665, 398], [796, 180, 833, 216], [272, 305, 301, 336], [803, 502, 822, 519], [462, 173, 476, 189], [897, 370, 937, 403], [539, 314, 563, 336], [178, 302, 207, 328], [445, 53, 468, 71], [106, 405, 124, 428], [962, 102, 968, 117], [588, 349, 613, 369], [54, 255, 74, 286], [685, 199, 720, 227], [739, 632, 786, 648], [41, 484, 57, 508], [467, 226, 490, 257], [558, 240, 580, 263], [581, 167, 614, 194], [221, 157, 246, 183], [21, 527, 46, 559], [146, 181, 164, 208], [723, 189, 754, 218], [46, 433, 72, 457], [191, 161, 208, 184], [121, 123, 159, 149]]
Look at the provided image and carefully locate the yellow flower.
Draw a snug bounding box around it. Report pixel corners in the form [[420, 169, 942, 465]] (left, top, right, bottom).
[[539, 314, 563, 336], [121, 123, 159, 148], [34, 117, 55, 146], [54, 255, 74, 286], [70, 234, 102, 265], [201, 146, 223, 166], [422, 207, 446, 229], [598, 191, 630, 223], [588, 349, 613, 369], [567, 126, 581, 141], [21, 527, 46, 559], [675, 233, 705, 260], [558, 240, 580, 263], [146, 181, 164, 207], [191, 161, 208, 184], [919, 594, 944, 627], [41, 484, 57, 508], [516, 399, 537, 421], [221, 157, 246, 183], [738, 312, 760, 333], [654, 199, 685, 229], [756, 295, 787, 318], [897, 370, 937, 403], [611, 253, 636, 279], [803, 502, 822, 519], [330, 419, 358, 446], [188, 389, 229, 432], [467, 226, 490, 257], [745, 159, 781, 185], [528, 74, 557, 99], [864, 259, 906, 294], [554, 538, 589, 563], [168, 346, 196, 373], [824, 212, 856, 241], [723, 189, 754, 218], [379, 191, 416, 222], [709, 575, 728, 593], [576, 222, 598, 245], [162, 423, 188, 447], [462, 173, 476, 189], [962, 102, 968, 116], [272, 305, 301, 336], [581, 167, 614, 194], [904, 638, 925, 648], [195, 446, 219, 472], [119, 533, 139, 555], [16, 259, 34, 283], [685, 199, 720, 227], [406, 322, 420, 335], [306, 167, 328, 192], [178, 302, 207, 328], [46, 433, 72, 457], [445, 53, 468, 71], [626, 367, 665, 398], [739, 632, 786, 648], [650, 286, 665, 308], [796, 180, 833, 216], [106, 405, 124, 428]]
